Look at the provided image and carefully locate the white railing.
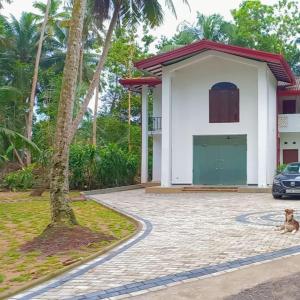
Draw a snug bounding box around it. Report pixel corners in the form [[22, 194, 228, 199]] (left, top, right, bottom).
[[278, 114, 300, 132]]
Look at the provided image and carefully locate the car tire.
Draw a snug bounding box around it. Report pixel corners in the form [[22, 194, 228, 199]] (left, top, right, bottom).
[[272, 193, 282, 199]]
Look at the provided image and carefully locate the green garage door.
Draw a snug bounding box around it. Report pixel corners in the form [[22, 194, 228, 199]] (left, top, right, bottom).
[[193, 135, 247, 185]]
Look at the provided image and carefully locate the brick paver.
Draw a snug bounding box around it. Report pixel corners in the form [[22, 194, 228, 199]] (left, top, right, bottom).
[[11, 190, 300, 300]]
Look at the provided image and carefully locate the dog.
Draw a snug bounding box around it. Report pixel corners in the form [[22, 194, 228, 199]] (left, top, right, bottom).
[[275, 209, 299, 234]]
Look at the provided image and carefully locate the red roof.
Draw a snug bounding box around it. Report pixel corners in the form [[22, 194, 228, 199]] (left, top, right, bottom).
[[134, 40, 295, 84], [119, 77, 161, 93], [278, 77, 300, 96]]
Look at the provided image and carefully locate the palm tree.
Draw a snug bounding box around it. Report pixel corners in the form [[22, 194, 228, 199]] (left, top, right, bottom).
[[0, 126, 40, 166], [49, 0, 86, 226], [26, 0, 52, 166], [0, 15, 10, 47], [158, 13, 235, 53], [92, 84, 99, 145], [0, 0, 12, 9], [50, 0, 189, 226], [69, 0, 189, 139], [4, 13, 39, 62], [33, 0, 69, 43], [0, 13, 39, 155], [184, 13, 233, 42]]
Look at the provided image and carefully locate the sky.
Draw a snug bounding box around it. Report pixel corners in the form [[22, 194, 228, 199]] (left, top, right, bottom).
[[3, 0, 280, 39]]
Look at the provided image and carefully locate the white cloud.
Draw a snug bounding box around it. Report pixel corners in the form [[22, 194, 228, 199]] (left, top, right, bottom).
[[3, 0, 281, 36]]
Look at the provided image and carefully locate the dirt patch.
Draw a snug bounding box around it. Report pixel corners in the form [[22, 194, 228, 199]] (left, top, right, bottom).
[[226, 272, 300, 300], [20, 225, 116, 256]]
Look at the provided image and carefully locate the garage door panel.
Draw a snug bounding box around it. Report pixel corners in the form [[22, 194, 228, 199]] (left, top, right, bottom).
[[193, 135, 247, 185]]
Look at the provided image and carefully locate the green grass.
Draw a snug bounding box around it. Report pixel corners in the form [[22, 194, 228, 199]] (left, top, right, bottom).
[[0, 191, 137, 297]]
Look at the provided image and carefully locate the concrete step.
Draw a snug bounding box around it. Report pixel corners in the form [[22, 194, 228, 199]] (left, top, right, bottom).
[[182, 186, 238, 192]]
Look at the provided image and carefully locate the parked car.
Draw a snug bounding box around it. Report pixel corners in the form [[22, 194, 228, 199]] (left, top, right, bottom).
[[272, 162, 300, 199]]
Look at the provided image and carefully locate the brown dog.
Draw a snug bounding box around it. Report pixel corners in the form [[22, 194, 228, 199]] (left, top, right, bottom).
[[275, 209, 299, 234]]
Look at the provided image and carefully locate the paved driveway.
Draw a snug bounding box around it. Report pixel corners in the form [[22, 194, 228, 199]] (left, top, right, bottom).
[[12, 190, 300, 300]]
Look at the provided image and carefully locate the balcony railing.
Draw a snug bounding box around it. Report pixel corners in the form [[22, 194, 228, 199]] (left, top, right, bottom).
[[278, 114, 300, 132], [149, 117, 162, 132]]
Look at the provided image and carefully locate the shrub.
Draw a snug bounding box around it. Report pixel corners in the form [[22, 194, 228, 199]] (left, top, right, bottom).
[[3, 144, 139, 191], [69, 144, 138, 190], [276, 164, 287, 174], [96, 144, 138, 188], [69, 144, 98, 190], [3, 164, 35, 191]]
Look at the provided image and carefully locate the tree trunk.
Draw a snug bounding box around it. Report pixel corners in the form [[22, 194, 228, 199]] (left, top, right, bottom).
[[50, 0, 86, 226], [127, 39, 134, 152], [128, 90, 131, 151], [13, 149, 24, 168], [92, 84, 99, 145], [78, 44, 84, 84], [26, 0, 51, 166], [69, 2, 121, 142]]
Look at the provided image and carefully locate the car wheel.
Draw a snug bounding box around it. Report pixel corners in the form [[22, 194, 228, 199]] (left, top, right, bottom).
[[272, 193, 282, 199]]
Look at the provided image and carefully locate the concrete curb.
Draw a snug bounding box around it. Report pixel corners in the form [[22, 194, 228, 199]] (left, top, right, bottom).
[[82, 184, 144, 196]]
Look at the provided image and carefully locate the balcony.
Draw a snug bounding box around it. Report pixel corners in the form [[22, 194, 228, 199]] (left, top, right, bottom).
[[278, 114, 300, 132], [149, 117, 162, 134]]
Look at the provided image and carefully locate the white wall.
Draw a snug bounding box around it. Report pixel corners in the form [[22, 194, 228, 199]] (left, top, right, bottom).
[[152, 135, 162, 182], [153, 85, 162, 117], [165, 51, 263, 185], [152, 85, 162, 182], [267, 69, 278, 183], [279, 114, 300, 133], [280, 133, 300, 163]]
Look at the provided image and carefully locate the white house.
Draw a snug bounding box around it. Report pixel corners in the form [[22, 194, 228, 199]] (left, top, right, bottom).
[[120, 40, 300, 187]]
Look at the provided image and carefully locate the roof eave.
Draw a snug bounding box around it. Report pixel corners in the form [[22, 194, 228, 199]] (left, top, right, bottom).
[[134, 40, 295, 84]]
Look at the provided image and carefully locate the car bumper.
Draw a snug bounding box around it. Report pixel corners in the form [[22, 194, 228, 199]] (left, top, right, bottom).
[[272, 184, 300, 195]]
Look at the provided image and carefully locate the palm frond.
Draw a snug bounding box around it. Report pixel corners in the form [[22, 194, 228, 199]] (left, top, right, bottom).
[[142, 0, 164, 27], [93, 0, 112, 26], [0, 127, 41, 153]]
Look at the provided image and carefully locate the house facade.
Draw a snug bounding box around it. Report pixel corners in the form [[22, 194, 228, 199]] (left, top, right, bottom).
[[120, 40, 300, 187]]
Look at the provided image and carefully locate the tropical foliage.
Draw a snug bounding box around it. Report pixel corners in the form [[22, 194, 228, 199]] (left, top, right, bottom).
[[0, 0, 299, 225], [157, 1, 300, 74]]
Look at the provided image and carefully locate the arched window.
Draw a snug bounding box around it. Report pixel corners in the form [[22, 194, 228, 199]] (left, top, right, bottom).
[[209, 82, 239, 123]]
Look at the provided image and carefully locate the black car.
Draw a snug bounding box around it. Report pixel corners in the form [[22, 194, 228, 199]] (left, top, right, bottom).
[[272, 162, 300, 199]]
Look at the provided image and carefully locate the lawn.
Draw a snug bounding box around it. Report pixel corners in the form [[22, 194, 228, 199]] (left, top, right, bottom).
[[0, 191, 137, 298]]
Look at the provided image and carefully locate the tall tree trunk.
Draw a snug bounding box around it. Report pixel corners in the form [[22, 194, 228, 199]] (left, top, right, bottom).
[[127, 39, 134, 152], [92, 84, 99, 145], [26, 0, 51, 166], [49, 0, 86, 226], [128, 90, 131, 151], [69, 2, 121, 141], [78, 44, 84, 84]]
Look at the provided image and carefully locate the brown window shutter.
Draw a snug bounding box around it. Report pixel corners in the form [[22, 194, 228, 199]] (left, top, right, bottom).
[[283, 149, 298, 164], [209, 88, 239, 123]]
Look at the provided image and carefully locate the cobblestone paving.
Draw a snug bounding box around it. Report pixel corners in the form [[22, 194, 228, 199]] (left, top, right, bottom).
[[12, 190, 300, 300]]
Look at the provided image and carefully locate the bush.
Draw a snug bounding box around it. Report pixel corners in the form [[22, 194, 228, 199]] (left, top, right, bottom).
[[3, 144, 139, 191], [3, 164, 35, 191], [96, 144, 138, 188], [277, 164, 287, 174], [69, 144, 138, 190], [69, 144, 98, 190]]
